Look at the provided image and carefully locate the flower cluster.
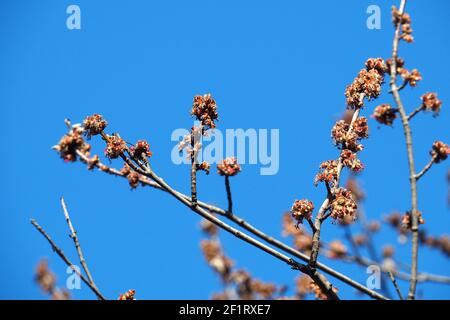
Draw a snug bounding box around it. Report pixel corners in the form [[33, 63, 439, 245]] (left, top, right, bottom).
[[35, 259, 56, 294], [54, 125, 91, 162], [120, 164, 142, 189], [290, 199, 314, 225], [420, 234, 450, 258], [345, 58, 387, 108], [327, 240, 347, 259], [200, 239, 234, 281], [421, 92, 442, 116], [400, 68, 422, 87], [191, 94, 219, 129], [217, 157, 241, 176], [282, 213, 313, 254], [345, 177, 365, 203], [330, 188, 358, 222], [430, 141, 449, 163], [227, 269, 281, 300], [340, 149, 364, 172], [35, 260, 70, 300], [105, 135, 127, 159], [118, 289, 136, 300], [178, 125, 203, 158], [372, 104, 397, 125], [129, 140, 152, 160], [331, 117, 368, 151], [83, 114, 107, 138], [382, 245, 395, 258], [200, 218, 218, 237], [198, 161, 211, 175], [402, 211, 425, 228], [314, 160, 338, 185], [392, 6, 413, 43]]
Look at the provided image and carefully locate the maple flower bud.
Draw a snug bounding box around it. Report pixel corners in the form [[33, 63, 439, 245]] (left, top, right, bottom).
[[421, 92, 442, 116], [340, 149, 364, 173], [198, 161, 211, 175], [127, 171, 140, 189], [130, 140, 153, 160], [191, 94, 219, 130], [402, 211, 425, 228], [217, 157, 241, 176], [327, 240, 347, 259], [372, 104, 397, 126], [83, 114, 107, 138], [291, 199, 314, 224], [118, 289, 136, 300], [430, 141, 449, 163], [330, 188, 358, 222], [105, 135, 127, 159], [315, 160, 338, 185]]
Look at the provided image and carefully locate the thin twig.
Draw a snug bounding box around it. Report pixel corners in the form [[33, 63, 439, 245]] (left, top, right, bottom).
[[190, 130, 198, 206], [415, 155, 437, 181], [407, 105, 425, 121], [388, 270, 404, 300], [389, 0, 419, 300], [224, 176, 233, 213], [60, 197, 100, 293], [30, 219, 106, 300]]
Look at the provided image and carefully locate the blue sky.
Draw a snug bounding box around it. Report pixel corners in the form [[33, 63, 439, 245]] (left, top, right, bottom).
[[0, 0, 449, 300]]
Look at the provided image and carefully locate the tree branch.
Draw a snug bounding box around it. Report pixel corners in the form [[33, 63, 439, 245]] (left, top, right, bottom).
[[30, 219, 106, 300], [414, 155, 437, 181], [388, 270, 404, 300], [60, 197, 100, 294], [389, 0, 419, 300], [73, 147, 388, 300], [407, 105, 425, 121], [224, 176, 233, 213]]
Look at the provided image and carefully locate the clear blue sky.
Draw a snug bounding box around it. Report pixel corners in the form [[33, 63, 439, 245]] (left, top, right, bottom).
[[0, 0, 449, 300]]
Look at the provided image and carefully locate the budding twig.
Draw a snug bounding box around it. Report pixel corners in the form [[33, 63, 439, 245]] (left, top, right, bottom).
[[414, 155, 437, 181], [309, 107, 362, 269], [389, 0, 420, 300], [407, 105, 425, 121], [60, 197, 100, 294], [30, 219, 106, 300]]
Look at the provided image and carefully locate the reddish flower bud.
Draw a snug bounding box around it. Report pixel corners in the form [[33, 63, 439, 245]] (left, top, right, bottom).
[[217, 157, 241, 176], [291, 199, 314, 224]]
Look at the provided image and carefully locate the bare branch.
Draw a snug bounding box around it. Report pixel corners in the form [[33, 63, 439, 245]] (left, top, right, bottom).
[[407, 105, 425, 121], [224, 176, 233, 213], [415, 155, 437, 181], [388, 270, 404, 300], [60, 197, 100, 294], [30, 219, 106, 300]]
